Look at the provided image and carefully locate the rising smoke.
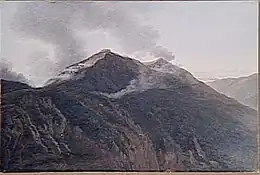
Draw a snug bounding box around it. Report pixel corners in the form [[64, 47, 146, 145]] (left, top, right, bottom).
[[11, 2, 87, 72], [0, 59, 30, 84], [10, 1, 175, 84]]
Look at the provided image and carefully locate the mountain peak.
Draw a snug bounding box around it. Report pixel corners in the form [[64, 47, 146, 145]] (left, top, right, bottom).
[[45, 49, 121, 85], [44, 49, 145, 86], [45, 50, 200, 88], [143, 58, 198, 85], [100, 48, 112, 53], [144, 57, 181, 74], [66, 49, 113, 69], [144, 58, 170, 66]]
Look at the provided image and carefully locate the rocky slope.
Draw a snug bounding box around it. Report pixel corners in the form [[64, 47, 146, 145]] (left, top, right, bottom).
[[1, 50, 258, 172], [207, 73, 258, 110]]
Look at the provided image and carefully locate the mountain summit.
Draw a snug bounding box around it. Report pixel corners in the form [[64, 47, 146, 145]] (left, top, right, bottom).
[[1, 50, 257, 172], [45, 50, 198, 96]]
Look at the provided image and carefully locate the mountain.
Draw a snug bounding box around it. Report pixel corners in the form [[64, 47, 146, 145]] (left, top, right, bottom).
[[207, 73, 258, 110], [1, 50, 258, 172]]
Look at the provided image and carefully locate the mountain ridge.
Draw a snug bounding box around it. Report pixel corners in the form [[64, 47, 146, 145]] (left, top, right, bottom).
[[207, 73, 258, 109], [1, 50, 258, 171]]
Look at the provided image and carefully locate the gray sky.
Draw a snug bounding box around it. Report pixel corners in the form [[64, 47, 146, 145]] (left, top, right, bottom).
[[0, 1, 258, 86]]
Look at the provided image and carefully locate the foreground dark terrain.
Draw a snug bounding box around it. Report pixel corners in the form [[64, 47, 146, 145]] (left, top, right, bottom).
[[1, 50, 258, 171]]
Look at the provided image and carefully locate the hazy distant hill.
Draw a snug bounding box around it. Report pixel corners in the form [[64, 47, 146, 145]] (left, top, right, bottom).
[[207, 73, 258, 110]]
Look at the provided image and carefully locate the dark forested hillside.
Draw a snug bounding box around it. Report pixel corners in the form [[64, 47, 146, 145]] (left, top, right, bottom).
[[1, 50, 258, 172]]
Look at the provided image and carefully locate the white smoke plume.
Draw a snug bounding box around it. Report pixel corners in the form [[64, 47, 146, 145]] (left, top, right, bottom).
[[10, 1, 175, 81], [0, 58, 30, 84]]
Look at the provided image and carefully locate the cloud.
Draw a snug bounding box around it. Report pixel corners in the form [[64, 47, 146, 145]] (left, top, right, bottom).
[[10, 1, 175, 85], [0, 58, 30, 84]]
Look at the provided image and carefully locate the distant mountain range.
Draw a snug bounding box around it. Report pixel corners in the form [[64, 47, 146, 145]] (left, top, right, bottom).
[[207, 73, 258, 110], [1, 49, 257, 172]]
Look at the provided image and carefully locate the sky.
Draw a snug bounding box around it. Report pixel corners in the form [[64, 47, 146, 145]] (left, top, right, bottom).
[[0, 1, 258, 86]]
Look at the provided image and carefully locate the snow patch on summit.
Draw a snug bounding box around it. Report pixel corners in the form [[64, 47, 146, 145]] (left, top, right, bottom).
[[96, 57, 199, 99], [95, 70, 169, 99], [144, 58, 182, 75], [144, 58, 198, 85]]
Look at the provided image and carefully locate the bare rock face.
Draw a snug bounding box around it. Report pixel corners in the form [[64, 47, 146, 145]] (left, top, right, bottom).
[[1, 50, 258, 172]]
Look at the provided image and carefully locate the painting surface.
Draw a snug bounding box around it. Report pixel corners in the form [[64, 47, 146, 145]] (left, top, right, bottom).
[[0, 1, 258, 172]]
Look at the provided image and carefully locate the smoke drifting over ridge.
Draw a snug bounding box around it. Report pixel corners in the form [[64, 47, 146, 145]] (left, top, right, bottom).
[[12, 2, 175, 61], [0, 59, 30, 84], [11, 2, 86, 72], [10, 1, 175, 85], [76, 3, 175, 60]]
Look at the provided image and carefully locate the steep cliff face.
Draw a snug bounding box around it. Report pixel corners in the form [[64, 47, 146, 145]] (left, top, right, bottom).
[[1, 83, 158, 171], [1, 50, 258, 172]]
